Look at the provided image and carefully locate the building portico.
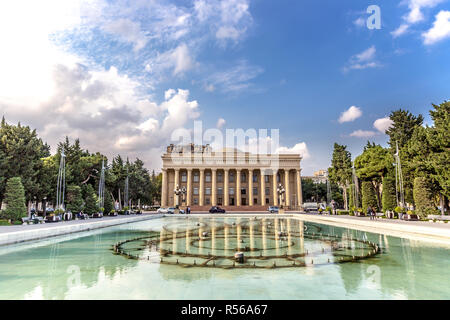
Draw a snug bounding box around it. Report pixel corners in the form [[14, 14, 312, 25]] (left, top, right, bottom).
[[161, 145, 303, 210]]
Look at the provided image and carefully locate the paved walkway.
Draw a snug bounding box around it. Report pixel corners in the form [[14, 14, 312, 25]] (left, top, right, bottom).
[[0, 213, 163, 246], [0, 212, 160, 234]]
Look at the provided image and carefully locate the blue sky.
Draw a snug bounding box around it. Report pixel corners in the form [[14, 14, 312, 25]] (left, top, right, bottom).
[[0, 0, 449, 174]]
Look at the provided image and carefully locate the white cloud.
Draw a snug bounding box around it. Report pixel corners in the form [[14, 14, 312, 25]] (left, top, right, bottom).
[[103, 18, 148, 51], [277, 142, 311, 159], [338, 106, 363, 123], [216, 118, 226, 129], [155, 43, 195, 76], [205, 60, 264, 93], [343, 46, 381, 72], [423, 10, 450, 45], [354, 17, 366, 28], [373, 117, 394, 133], [349, 130, 378, 138], [194, 0, 252, 43], [391, 24, 410, 38], [392, 0, 445, 38]]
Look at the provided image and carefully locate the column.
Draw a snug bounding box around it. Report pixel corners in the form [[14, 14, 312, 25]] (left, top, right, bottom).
[[199, 169, 205, 206], [212, 169, 217, 206], [285, 170, 290, 208], [260, 169, 266, 206], [187, 169, 192, 206], [224, 169, 229, 206], [248, 169, 254, 206], [296, 169, 303, 209], [161, 169, 168, 207], [272, 170, 278, 206], [236, 169, 241, 207]]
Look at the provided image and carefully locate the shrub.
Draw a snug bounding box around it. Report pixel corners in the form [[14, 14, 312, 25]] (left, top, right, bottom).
[[382, 176, 397, 213], [3, 177, 27, 222], [362, 181, 379, 213], [66, 185, 83, 213], [326, 206, 332, 214], [0, 219, 10, 226], [413, 177, 435, 219], [395, 206, 405, 214], [337, 210, 349, 215]]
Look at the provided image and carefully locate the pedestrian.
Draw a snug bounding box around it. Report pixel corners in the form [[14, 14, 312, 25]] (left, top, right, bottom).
[[187, 206, 191, 214], [367, 206, 373, 220]]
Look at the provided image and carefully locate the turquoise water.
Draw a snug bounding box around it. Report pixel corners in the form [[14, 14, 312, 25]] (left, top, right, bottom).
[[0, 216, 449, 300]]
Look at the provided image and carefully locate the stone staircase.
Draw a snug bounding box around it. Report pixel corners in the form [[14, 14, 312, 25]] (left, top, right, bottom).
[[188, 205, 297, 212]]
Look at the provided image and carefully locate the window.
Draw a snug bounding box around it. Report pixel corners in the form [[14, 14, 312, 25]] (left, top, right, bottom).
[[181, 172, 187, 182], [277, 174, 281, 183], [229, 172, 235, 183], [206, 198, 210, 205], [265, 187, 270, 195], [265, 175, 270, 183], [253, 187, 258, 195], [254, 198, 258, 205], [206, 187, 211, 195], [194, 187, 199, 195], [194, 172, 199, 182], [253, 173, 258, 183], [241, 172, 246, 183], [218, 198, 223, 205], [241, 188, 246, 195], [206, 172, 211, 182], [218, 172, 223, 183], [230, 187, 235, 195], [217, 187, 223, 195], [194, 198, 198, 205], [266, 198, 270, 204]]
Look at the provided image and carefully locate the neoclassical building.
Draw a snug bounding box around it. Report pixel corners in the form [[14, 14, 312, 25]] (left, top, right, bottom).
[[161, 144, 303, 210]]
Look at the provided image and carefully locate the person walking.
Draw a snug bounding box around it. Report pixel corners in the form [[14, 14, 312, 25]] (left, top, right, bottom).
[[367, 206, 374, 220]]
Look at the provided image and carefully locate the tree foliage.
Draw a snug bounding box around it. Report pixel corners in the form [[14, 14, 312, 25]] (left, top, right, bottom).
[[3, 177, 27, 221], [66, 185, 83, 213], [328, 143, 352, 209], [362, 181, 379, 213], [382, 176, 397, 212], [413, 177, 436, 218]]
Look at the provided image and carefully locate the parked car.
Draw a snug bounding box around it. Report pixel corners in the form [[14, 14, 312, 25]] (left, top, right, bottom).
[[209, 206, 226, 213], [157, 207, 169, 214], [167, 207, 176, 214], [268, 206, 279, 213], [303, 202, 319, 212]]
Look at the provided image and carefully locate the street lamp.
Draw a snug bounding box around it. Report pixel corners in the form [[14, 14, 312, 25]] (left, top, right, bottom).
[[174, 184, 182, 209], [277, 183, 286, 209]]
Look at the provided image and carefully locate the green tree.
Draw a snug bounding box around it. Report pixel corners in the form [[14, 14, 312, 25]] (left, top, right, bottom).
[[382, 176, 397, 213], [66, 185, 83, 213], [362, 181, 379, 213], [354, 142, 393, 209], [84, 184, 98, 214], [413, 177, 436, 219], [0, 119, 50, 205], [4, 177, 27, 221], [328, 143, 352, 209], [104, 189, 114, 214], [386, 109, 424, 150], [428, 101, 450, 214]]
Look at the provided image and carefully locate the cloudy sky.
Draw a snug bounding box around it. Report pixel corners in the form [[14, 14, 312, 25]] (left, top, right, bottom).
[[0, 0, 449, 175]]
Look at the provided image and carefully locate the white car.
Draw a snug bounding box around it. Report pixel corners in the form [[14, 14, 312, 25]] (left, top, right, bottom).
[[157, 207, 169, 214]]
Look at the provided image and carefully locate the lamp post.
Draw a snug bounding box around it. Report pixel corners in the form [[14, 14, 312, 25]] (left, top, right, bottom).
[[181, 186, 187, 206], [277, 183, 286, 212], [174, 184, 182, 209]]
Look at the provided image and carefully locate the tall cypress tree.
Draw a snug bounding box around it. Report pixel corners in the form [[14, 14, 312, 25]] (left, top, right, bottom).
[[84, 184, 98, 214], [382, 176, 397, 212], [66, 185, 83, 213], [4, 177, 27, 221], [362, 181, 379, 213]]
